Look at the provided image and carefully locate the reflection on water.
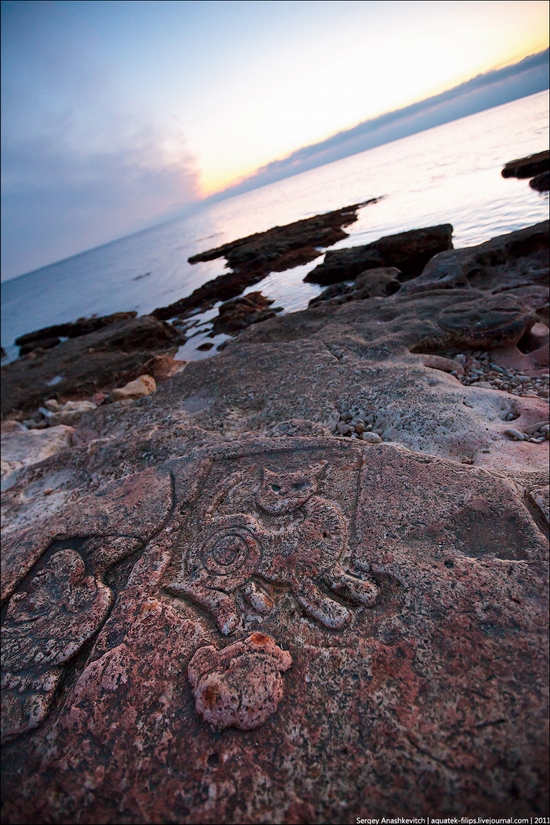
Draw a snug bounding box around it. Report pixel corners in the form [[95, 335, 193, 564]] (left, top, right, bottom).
[[2, 90, 548, 359]]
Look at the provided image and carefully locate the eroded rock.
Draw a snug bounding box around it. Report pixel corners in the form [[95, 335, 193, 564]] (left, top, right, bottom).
[[400, 221, 549, 296], [309, 266, 402, 306], [1, 424, 74, 487], [188, 632, 292, 730], [1, 316, 177, 419], [304, 224, 453, 285], [1, 219, 549, 822], [210, 292, 282, 337], [0, 437, 548, 821], [15, 311, 138, 355]]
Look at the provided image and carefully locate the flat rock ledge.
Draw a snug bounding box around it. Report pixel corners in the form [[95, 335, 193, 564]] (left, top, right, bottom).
[[1, 219, 549, 823]]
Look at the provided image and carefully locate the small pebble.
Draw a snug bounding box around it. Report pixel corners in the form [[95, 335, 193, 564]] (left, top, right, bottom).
[[355, 422, 365, 434], [337, 423, 353, 436], [504, 428, 526, 441], [362, 432, 382, 444]]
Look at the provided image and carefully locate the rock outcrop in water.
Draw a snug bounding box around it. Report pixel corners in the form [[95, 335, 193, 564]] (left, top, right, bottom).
[[303, 224, 453, 285], [152, 198, 379, 320], [502, 150, 549, 192], [1, 315, 179, 420], [1, 212, 549, 822], [15, 311, 139, 356]]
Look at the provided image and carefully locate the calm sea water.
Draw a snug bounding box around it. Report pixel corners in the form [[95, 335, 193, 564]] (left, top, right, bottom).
[[2, 90, 548, 361]]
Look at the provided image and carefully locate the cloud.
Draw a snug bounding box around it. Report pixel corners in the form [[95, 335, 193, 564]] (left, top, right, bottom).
[[1, 126, 199, 279], [1, 5, 200, 280], [209, 49, 549, 201]]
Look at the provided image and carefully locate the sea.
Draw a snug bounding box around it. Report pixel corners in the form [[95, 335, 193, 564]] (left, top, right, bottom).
[[1, 90, 548, 362]]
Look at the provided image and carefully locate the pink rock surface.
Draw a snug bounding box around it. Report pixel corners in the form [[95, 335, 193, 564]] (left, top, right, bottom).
[[189, 633, 292, 730], [1, 438, 548, 821], [1, 220, 548, 821]]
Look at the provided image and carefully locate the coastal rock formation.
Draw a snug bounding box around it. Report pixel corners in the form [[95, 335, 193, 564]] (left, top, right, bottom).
[[1, 315, 179, 420], [15, 311, 139, 356], [1, 218, 548, 821], [400, 220, 549, 299], [304, 223, 453, 285], [310, 266, 402, 305], [530, 170, 550, 192], [210, 291, 282, 337], [152, 199, 379, 319], [501, 150, 549, 179]]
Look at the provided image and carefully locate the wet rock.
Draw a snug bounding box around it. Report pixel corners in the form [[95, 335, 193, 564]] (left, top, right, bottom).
[[501, 150, 549, 179], [304, 224, 453, 285], [188, 633, 292, 731], [309, 281, 354, 306], [14, 311, 138, 354], [110, 374, 156, 402], [210, 292, 282, 337], [19, 337, 61, 357], [2, 316, 177, 420], [152, 200, 380, 320], [305, 246, 386, 286], [530, 170, 549, 192]]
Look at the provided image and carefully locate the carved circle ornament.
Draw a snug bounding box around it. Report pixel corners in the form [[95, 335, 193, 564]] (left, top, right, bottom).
[[200, 522, 260, 577]]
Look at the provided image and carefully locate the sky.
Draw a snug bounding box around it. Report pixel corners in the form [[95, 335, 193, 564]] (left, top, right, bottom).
[[1, 0, 549, 281]]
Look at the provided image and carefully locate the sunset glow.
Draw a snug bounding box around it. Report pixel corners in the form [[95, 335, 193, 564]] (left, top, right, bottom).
[[2, 0, 549, 278]]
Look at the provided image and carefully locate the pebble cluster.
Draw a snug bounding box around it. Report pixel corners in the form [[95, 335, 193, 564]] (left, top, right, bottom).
[[444, 349, 549, 401], [22, 398, 96, 429], [504, 421, 549, 443], [335, 407, 382, 443]]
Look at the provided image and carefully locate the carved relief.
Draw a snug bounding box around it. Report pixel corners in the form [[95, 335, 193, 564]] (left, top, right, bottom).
[[1, 535, 142, 745], [166, 460, 379, 634], [188, 632, 292, 731]]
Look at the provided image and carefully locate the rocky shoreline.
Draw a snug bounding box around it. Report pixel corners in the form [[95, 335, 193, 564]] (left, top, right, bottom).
[[1, 152, 549, 823]]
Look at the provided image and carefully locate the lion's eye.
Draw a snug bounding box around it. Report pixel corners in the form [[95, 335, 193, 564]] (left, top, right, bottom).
[[271, 484, 281, 492]]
